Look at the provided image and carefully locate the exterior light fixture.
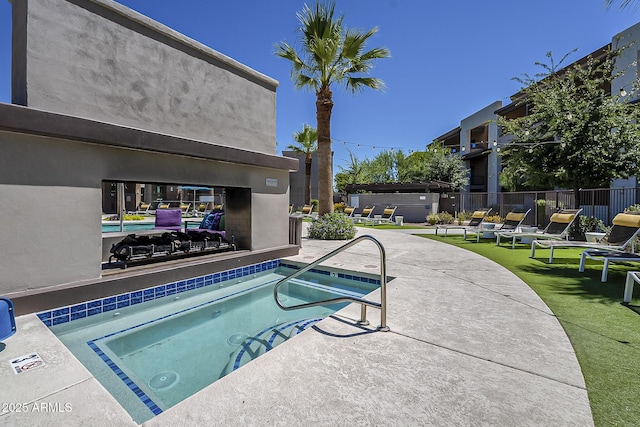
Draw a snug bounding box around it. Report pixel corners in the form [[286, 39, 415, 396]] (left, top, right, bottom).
[[620, 88, 627, 97]]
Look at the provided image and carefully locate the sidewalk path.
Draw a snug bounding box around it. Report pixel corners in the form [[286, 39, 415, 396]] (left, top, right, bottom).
[[149, 226, 592, 426], [0, 225, 591, 426]]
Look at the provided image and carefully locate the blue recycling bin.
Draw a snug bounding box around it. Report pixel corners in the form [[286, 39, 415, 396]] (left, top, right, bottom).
[[0, 298, 17, 341]]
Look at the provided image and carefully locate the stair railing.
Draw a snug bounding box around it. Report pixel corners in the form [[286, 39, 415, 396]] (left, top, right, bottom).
[[273, 235, 389, 332]]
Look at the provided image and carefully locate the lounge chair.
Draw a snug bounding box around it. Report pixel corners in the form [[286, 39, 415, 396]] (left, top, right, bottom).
[[343, 206, 357, 218], [573, 213, 640, 280], [179, 203, 191, 214], [532, 210, 640, 263], [367, 206, 397, 225], [435, 208, 492, 238], [0, 297, 17, 341], [135, 202, 152, 215], [153, 209, 183, 232], [157, 202, 171, 210], [578, 250, 640, 282], [300, 204, 319, 219], [353, 206, 375, 224], [194, 202, 209, 216], [496, 208, 582, 250], [466, 208, 531, 243]]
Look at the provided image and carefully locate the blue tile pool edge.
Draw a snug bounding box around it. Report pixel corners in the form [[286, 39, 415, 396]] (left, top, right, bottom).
[[85, 276, 288, 419], [37, 260, 281, 327], [36, 259, 380, 421], [36, 260, 380, 327]]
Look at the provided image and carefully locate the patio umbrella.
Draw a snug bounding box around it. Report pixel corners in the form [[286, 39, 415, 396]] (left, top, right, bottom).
[[178, 186, 213, 204]]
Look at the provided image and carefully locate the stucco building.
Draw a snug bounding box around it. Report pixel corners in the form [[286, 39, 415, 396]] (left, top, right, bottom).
[[1, 0, 298, 312], [435, 21, 640, 196]]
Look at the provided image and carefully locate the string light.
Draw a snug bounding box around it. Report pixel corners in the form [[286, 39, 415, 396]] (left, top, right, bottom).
[[332, 137, 414, 153], [493, 139, 567, 153]]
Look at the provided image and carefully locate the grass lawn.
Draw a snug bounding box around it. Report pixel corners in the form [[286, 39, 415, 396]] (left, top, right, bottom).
[[418, 233, 640, 427], [354, 223, 429, 230]]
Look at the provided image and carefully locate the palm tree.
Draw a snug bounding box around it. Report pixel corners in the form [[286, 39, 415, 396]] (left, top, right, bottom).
[[287, 123, 318, 205], [276, 1, 390, 215], [605, 0, 640, 9]]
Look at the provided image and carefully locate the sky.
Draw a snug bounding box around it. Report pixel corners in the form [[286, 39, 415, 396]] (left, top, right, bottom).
[[0, 1, 639, 171]]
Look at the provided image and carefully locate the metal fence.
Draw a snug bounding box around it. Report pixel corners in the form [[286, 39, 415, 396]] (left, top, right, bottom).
[[443, 187, 640, 227]]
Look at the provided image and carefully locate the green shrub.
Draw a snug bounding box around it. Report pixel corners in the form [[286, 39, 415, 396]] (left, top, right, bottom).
[[104, 214, 146, 221], [569, 215, 608, 241], [307, 212, 356, 240], [334, 202, 346, 213], [427, 213, 439, 225], [457, 211, 472, 223], [437, 211, 454, 224], [485, 214, 503, 224]]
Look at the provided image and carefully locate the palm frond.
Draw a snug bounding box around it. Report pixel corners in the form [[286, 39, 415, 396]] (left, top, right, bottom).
[[605, 0, 640, 9], [341, 28, 377, 59], [346, 77, 385, 93]]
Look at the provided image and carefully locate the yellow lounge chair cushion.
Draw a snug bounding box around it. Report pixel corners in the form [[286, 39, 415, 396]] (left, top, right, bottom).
[[472, 210, 488, 219], [383, 208, 395, 216], [612, 213, 640, 228], [344, 207, 355, 214], [505, 212, 525, 222], [550, 213, 575, 224]]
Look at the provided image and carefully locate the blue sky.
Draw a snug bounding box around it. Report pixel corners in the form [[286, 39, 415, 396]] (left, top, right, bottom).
[[0, 1, 638, 170]]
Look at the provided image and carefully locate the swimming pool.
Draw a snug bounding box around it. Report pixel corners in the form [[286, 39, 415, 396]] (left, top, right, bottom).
[[39, 261, 379, 423], [102, 223, 156, 233]]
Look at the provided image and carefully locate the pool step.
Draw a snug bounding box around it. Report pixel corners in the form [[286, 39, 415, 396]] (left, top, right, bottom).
[[220, 317, 322, 377], [286, 277, 370, 299]]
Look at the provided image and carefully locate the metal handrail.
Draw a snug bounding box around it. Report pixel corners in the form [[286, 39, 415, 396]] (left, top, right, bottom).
[[273, 235, 389, 332]]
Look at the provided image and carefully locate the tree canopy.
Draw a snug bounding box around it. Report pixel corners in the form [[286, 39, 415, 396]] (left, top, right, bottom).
[[497, 47, 640, 202], [334, 141, 469, 195]]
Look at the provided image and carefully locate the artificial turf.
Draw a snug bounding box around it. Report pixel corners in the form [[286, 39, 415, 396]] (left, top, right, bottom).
[[418, 233, 640, 427]]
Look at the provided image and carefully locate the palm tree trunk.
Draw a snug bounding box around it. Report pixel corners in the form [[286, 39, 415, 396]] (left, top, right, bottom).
[[304, 156, 312, 205], [316, 86, 334, 216]]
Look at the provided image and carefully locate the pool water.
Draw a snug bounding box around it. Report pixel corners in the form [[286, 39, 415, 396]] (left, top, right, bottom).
[[102, 223, 156, 233], [46, 264, 379, 423]]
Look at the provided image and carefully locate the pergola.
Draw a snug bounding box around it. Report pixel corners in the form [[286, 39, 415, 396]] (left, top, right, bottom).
[[344, 180, 453, 194]]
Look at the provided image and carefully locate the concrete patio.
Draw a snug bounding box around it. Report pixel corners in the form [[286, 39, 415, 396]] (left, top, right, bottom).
[[0, 226, 592, 426]]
